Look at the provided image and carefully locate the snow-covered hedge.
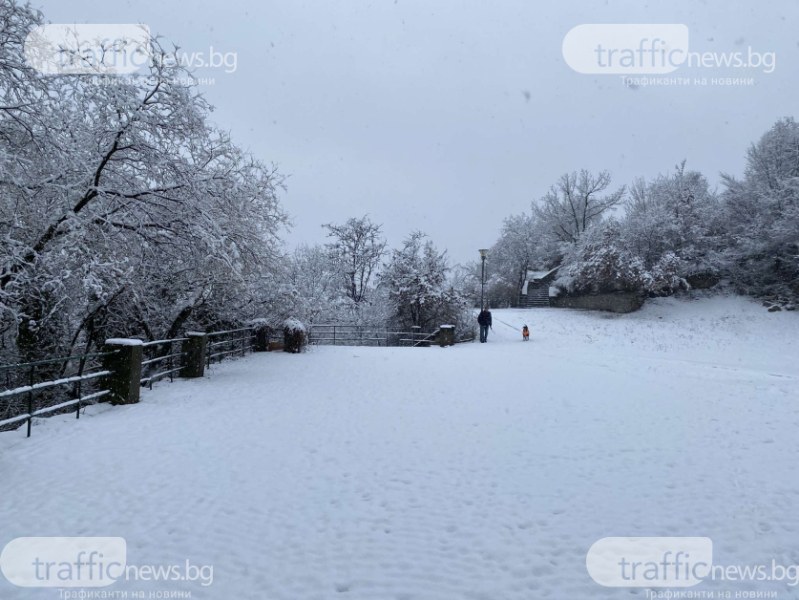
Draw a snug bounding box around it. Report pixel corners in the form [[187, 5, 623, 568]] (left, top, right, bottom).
[[554, 222, 650, 295], [283, 318, 306, 334], [554, 222, 691, 297], [283, 318, 307, 353]]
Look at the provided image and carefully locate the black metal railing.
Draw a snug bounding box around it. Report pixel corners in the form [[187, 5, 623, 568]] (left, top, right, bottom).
[[140, 338, 188, 389], [206, 327, 256, 368], [0, 350, 116, 437], [1, 324, 261, 438], [307, 324, 439, 347]]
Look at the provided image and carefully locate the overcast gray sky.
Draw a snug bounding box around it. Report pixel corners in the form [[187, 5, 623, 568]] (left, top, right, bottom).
[[33, 0, 799, 264]]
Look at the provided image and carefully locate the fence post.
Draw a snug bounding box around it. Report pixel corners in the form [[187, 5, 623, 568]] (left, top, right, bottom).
[[103, 338, 144, 405], [437, 325, 455, 347], [181, 332, 207, 378], [26, 365, 34, 437], [253, 325, 270, 352]]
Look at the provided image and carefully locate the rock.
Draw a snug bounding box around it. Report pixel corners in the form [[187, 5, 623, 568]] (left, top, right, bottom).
[[768, 305, 782, 312], [786, 305, 796, 311]]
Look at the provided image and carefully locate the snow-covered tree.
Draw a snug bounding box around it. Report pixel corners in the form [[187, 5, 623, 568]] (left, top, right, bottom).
[[534, 170, 625, 244], [720, 117, 799, 299], [275, 244, 345, 324], [622, 162, 722, 278], [381, 232, 470, 333], [323, 215, 386, 306], [485, 211, 561, 306], [0, 0, 286, 362]]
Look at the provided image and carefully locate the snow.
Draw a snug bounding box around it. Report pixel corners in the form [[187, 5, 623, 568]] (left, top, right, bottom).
[[0, 372, 111, 401], [283, 317, 306, 333], [247, 318, 271, 327], [1, 296, 798, 599], [522, 269, 558, 295], [526, 268, 558, 281], [104, 338, 144, 346]]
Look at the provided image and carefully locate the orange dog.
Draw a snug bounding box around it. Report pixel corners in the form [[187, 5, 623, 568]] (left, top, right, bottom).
[[522, 325, 530, 341]]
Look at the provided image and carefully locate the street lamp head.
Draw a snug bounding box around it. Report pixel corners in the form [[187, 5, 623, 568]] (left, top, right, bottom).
[[479, 248, 489, 259]]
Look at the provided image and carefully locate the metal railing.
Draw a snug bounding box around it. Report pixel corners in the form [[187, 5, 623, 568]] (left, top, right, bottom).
[[206, 327, 256, 367], [0, 350, 116, 437], [0, 324, 264, 439], [308, 324, 438, 347], [140, 338, 188, 389]]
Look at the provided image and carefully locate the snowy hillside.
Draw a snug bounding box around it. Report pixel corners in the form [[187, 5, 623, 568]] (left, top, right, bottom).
[[1, 296, 798, 599]]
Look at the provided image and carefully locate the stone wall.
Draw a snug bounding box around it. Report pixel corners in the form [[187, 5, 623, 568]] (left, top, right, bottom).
[[550, 291, 646, 313]]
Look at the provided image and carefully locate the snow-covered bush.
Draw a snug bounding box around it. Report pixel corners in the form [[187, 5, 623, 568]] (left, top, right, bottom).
[[648, 252, 690, 296], [554, 221, 650, 295], [283, 318, 307, 353]]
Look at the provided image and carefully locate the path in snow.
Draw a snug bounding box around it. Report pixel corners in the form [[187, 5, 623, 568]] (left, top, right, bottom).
[[1, 296, 798, 599]]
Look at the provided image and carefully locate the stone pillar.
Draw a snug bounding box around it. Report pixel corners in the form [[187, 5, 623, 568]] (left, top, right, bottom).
[[180, 332, 207, 378], [437, 325, 455, 347], [103, 339, 144, 405], [253, 325, 270, 352]]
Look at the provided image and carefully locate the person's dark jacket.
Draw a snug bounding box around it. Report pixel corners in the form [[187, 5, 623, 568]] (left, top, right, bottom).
[[477, 310, 492, 327]]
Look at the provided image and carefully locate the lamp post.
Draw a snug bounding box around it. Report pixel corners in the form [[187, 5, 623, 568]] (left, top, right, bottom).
[[479, 248, 488, 309]]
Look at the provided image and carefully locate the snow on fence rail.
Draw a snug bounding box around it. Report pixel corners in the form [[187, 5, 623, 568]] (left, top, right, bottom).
[[0, 350, 117, 437], [1, 324, 270, 439], [206, 327, 256, 366], [140, 337, 189, 390]]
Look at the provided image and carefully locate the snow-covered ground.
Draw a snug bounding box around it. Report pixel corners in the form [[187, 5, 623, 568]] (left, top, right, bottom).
[[2, 295, 799, 599]]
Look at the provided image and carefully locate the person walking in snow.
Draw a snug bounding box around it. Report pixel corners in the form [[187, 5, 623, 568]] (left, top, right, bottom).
[[477, 307, 492, 343]]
